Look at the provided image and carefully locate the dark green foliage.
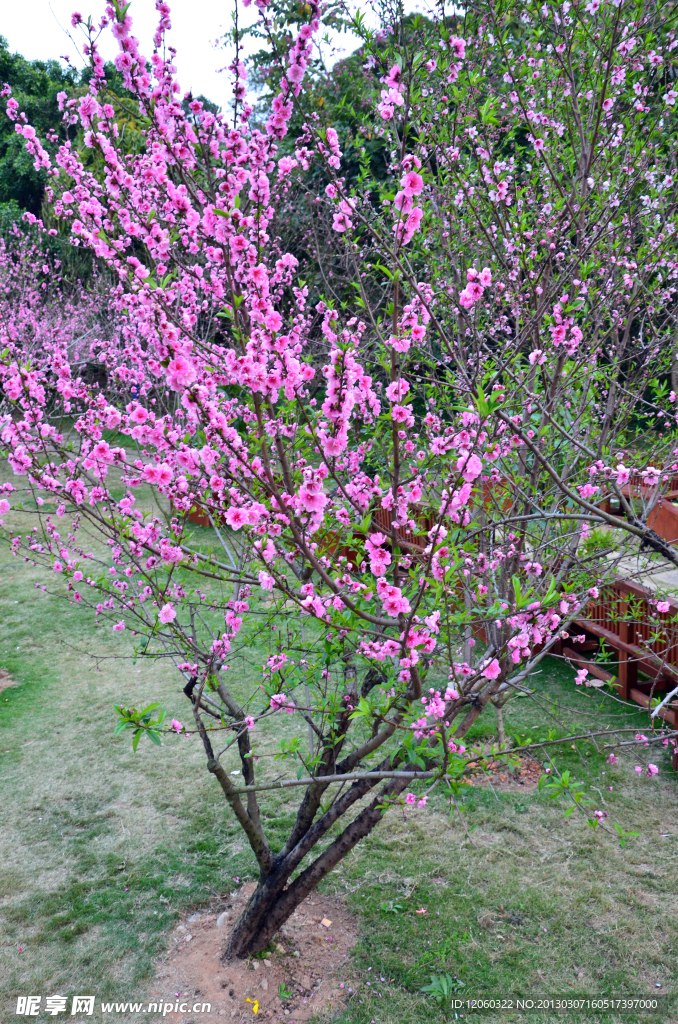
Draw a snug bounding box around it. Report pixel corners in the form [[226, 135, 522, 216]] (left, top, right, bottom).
[[0, 37, 82, 214]]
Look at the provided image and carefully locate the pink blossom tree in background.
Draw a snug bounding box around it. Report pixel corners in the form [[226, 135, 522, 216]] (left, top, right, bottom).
[[1, 0, 678, 956], [0, 218, 116, 396]]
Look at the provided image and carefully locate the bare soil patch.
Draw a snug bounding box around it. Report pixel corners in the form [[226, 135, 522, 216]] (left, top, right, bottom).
[[467, 752, 545, 791], [0, 667, 18, 693], [150, 884, 358, 1023]]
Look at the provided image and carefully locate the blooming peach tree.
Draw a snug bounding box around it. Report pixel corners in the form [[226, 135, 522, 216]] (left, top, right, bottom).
[[0, 217, 115, 393], [1, 0, 678, 956]]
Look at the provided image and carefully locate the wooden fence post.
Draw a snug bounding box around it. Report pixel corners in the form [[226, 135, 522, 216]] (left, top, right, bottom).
[[617, 598, 637, 701]]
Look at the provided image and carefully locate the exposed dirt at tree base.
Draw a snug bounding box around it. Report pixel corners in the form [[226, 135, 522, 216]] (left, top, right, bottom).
[[150, 884, 358, 1023], [467, 752, 545, 791]]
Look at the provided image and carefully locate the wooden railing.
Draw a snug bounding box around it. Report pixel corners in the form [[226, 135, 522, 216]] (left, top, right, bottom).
[[623, 472, 678, 500], [559, 580, 678, 731]]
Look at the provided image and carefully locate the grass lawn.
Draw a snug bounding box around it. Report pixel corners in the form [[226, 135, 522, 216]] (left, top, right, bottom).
[[2, 508, 678, 1024]]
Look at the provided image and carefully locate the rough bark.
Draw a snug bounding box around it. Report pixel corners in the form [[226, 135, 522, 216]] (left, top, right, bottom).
[[494, 703, 506, 747], [224, 775, 410, 958]]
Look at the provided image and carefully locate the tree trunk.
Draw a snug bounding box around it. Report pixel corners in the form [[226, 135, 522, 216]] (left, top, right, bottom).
[[494, 703, 506, 747], [225, 867, 293, 959], [225, 775, 411, 958], [222, 670, 510, 957], [223, 672, 509, 958]]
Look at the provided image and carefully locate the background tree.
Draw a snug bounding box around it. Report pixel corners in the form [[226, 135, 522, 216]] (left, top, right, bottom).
[[0, 38, 84, 216], [1, 217, 117, 370]]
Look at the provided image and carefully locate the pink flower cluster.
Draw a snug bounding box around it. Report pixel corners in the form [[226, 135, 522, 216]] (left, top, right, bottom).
[[459, 267, 492, 309], [376, 578, 411, 618], [270, 693, 295, 714], [378, 64, 405, 121]]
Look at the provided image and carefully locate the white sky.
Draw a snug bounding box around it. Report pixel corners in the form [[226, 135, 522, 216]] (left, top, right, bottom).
[[0, 0, 373, 108]]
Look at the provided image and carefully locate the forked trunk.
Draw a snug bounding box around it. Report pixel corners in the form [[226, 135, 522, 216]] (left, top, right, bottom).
[[225, 775, 412, 959], [224, 706, 492, 957], [226, 873, 299, 959]]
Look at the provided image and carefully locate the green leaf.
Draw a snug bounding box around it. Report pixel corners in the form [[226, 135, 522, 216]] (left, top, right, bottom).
[[139, 703, 162, 718], [349, 696, 375, 721], [479, 97, 499, 125], [373, 261, 394, 281]]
